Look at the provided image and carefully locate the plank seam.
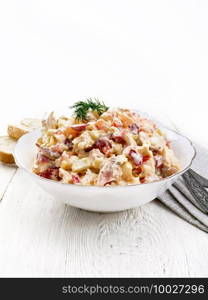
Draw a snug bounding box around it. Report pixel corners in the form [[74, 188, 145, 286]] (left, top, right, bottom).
[[0, 168, 18, 202]]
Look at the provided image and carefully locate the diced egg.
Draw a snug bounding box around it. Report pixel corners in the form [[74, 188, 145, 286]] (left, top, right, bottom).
[[72, 157, 91, 172]]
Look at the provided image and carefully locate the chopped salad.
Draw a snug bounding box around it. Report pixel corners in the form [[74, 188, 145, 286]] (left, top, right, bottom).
[[33, 100, 180, 186]]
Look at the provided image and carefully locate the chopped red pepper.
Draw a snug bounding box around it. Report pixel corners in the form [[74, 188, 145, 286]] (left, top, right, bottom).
[[39, 167, 60, 180], [85, 146, 94, 152], [129, 149, 142, 166], [104, 180, 115, 186], [142, 155, 150, 163], [112, 118, 123, 127], [94, 138, 112, 154], [140, 177, 145, 183], [72, 174, 80, 183], [71, 124, 87, 131], [133, 165, 142, 176], [64, 138, 73, 149], [110, 134, 126, 145]]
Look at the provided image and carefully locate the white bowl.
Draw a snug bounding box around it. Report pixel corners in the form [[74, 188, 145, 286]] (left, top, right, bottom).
[[14, 127, 195, 212]]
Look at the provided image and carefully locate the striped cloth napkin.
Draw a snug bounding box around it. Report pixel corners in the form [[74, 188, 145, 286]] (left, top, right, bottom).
[[158, 144, 208, 232]]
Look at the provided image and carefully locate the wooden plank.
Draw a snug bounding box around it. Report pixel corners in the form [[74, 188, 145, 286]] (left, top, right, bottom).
[[0, 163, 17, 201], [0, 168, 208, 277]]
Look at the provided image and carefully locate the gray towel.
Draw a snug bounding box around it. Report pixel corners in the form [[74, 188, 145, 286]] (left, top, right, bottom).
[[158, 144, 208, 232]]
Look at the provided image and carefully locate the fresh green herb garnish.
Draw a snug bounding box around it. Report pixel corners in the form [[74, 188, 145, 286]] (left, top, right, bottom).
[[71, 98, 109, 121]]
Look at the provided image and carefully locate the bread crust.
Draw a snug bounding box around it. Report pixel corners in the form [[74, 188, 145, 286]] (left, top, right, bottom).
[[7, 125, 28, 140], [0, 136, 16, 164], [7, 118, 41, 140], [0, 150, 15, 164]]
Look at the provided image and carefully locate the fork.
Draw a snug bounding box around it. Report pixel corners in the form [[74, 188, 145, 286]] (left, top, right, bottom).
[[181, 169, 208, 213]]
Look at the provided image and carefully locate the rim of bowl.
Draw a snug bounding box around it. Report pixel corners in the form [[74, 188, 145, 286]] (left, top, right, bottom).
[[14, 126, 196, 190]]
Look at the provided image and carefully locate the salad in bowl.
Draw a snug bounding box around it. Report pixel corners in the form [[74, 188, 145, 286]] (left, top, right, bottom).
[[14, 99, 195, 212], [33, 99, 180, 187]]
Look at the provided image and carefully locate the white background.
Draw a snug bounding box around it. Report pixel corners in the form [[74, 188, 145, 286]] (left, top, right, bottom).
[[0, 0, 208, 145], [1, 1, 208, 278]]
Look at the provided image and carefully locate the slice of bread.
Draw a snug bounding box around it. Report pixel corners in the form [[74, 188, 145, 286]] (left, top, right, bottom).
[[0, 136, 16, 164], [8, 118, 41, 140]]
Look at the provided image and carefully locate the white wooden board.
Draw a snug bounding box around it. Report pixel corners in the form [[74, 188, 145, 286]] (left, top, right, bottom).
[[0, 167, 208, 277], [0, 164, 17, 201]]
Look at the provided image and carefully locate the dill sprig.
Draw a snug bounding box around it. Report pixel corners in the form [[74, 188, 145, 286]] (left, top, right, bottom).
[[71, 98, 109, 121]]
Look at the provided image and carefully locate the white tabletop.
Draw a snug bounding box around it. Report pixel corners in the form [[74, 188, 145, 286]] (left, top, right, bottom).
[[1, 0, 208, 277]]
